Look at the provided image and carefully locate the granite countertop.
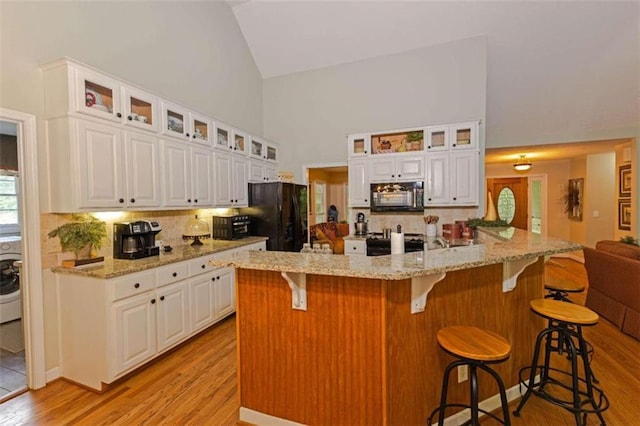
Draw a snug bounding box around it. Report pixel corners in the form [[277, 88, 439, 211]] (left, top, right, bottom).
[[50, 236, 268, 279], [209, 228, 582, 280]]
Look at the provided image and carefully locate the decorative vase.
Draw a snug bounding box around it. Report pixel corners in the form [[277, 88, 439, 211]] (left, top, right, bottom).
[[484, 190, 498, 221], [74, 243, 93, 259]]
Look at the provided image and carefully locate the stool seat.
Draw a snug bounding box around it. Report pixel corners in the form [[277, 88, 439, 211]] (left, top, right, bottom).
[[437, 326, 511, 361], [530, 299, 598, 325], [545, 280, 585, 293]]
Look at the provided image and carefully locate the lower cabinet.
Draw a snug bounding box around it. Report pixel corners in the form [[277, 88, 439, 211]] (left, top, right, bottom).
[[189, 267, 234, 333]]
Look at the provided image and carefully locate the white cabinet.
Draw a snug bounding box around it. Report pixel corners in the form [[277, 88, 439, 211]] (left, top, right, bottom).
[[265, 141, 278, 163], [160, 140, 214, 208], [113, 292, 156, 375], [344, 239, 366, 256], [348, 159, 370, 207], [161, 101, 212, 145], [348, 133, 370, 157], [425, 121, 479, 151], [249, 159, 278, 183], [214, 151, 248, 207], [124, 131, 161, 208], [214, 268, 235, 320], [155, 281, 191, 352], [425, 151, 479, 206], [450, 151, 479, 205], [42, 59, 160, 133], [369, 155, 424, 183], [249, 136, 266, 160], [46, 117, 161, 211]]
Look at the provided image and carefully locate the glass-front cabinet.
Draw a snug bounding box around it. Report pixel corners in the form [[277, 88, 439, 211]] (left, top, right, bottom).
[[450, 122, 478, 150], [215, 123, 231, 151], [250, 137, 265, 160], [265, 142, 278, 163], [122, 85, 159, 132], [425, 125, 449, 151], [161, 101, 190, 140], [75, 68, 122, 123], [348, 134, 370, 157], [233, 130, 247, 155], [190, 113, 211, 145]]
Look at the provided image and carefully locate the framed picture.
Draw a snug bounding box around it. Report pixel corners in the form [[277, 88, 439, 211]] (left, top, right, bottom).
[[566, 178, 584, 221], [619, 165, 632, 197], [618, 199, 631, 231]]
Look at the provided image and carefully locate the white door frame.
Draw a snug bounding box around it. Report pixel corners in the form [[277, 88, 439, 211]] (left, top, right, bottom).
[[0, 108, 46, 389]]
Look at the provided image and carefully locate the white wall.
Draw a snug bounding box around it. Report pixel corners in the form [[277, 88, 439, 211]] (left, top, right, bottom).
[[263, 36, 487, 182], [0, 1, 262, 135]]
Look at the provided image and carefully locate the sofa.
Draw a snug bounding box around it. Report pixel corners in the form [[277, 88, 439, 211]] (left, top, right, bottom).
[[309, 222, 349, 254], [583, 240, 640, 340]]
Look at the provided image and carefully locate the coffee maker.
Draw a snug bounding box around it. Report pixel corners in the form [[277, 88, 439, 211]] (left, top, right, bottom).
[[113, 221, 162, 260]]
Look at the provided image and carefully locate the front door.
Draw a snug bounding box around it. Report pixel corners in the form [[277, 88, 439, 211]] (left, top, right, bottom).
[[487, 177, 529, 230]]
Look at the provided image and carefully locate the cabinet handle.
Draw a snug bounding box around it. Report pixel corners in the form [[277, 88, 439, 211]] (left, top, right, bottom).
[[130, 198, 135, 203], [194, 199, 198, 203], [364, 150, 368, 154], [134, 283, 140, 288], [453, 144, 456, 147], [151, 299, 156, 304], [398, 174, 401, 178], [172, 272, 177, 277], [187, 199, 192, 203], [428, 198, 432, 201], [391, 174, 395, 178], [428, 146, 431, 149], [116, 112, 122, 118], [201, 264, 206, 269], [186, 133, 190, 137], [127, 115, 133, 121], [160, 296, 165, 301], [192, 134, 196, 139], [453, 197, 457, 201], [119, 198, 124, 203], [364, 199, 368, 203]]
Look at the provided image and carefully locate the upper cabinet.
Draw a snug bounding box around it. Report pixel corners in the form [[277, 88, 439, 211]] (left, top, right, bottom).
[[348, 134, 370, 158], [249, 136, 265, 160], [161, 101, 212, 145], [370, 129, 424, 155], [425, 121, 479, 151]]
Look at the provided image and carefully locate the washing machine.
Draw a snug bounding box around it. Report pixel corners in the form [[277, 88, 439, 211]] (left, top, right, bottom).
[[0, 237, 21, 324]]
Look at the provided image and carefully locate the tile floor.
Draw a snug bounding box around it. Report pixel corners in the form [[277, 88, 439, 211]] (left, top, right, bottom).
[[0, 349, 26, 398]]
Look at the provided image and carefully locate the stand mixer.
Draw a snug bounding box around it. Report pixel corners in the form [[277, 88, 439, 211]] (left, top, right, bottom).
[[354, 212, 368, 236]]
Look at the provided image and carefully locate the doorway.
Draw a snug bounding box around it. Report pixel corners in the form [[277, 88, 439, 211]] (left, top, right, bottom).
[[0, 108, 46, 399], [487, 177, 529, 230], [304, 163, 348, 228]]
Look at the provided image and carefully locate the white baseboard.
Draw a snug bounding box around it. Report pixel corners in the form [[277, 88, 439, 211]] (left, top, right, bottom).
[[45, 367, 60, 383]]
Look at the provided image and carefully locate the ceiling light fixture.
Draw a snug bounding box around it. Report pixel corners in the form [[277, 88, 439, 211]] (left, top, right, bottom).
[[513, 155, 532, 171]]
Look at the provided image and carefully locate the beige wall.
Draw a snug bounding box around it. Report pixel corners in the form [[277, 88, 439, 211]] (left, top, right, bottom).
[[585, 153, 616, 247], [264, 36, 487, 182]]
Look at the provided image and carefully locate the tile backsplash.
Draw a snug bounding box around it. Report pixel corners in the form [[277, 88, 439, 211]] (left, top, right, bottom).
[[349, 207, 481, 235], [41, 208, 237, 269]]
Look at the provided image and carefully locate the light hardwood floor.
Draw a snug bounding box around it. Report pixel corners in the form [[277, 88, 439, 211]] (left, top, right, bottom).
[[0, 257, 638, 425]]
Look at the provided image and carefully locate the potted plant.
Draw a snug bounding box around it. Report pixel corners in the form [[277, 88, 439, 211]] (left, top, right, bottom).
[[48, 214, 107, 259]]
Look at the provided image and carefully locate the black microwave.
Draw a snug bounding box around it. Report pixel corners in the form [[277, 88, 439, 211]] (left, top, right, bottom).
[[370, 181, 424, 212], [212, 215, 250, 240]]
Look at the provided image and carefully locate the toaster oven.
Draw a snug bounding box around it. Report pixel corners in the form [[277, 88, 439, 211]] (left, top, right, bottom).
[[212, 215, 250, 240]]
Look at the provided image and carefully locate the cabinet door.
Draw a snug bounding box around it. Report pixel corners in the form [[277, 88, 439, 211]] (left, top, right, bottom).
[[161, 140, 192, 207], [425, 153, 450, 206], [450, 121, 479, 150], [450, 151, 479, 205], [113, 292, 156, 376], [121, 85, 159, 132], [161, 101, 191, 141], [425, 125, 449, 151], [213, 151, 233, 206], [265, 164, 278, 182], [215, 123, 232, 151], [396, 156, 424, 181], [76, 120, 125, 208], [75, 67, 122, 122], [156, 281, 191, 352], [191, 146, 214, 206], [232, 156, 249, 206], [348, 159, 370, 207], [348, 133, 370, 157], [124, 131, 161, 208], [214, 268, 235, 320], [369, 158, 395, 182], [190, 112, 211, 146], [249, 159, 265, 183], [232, 130, 247, 155], [249, 137, 265, 160], [190, 273, 216, 333], [265, 142, 278, 163]]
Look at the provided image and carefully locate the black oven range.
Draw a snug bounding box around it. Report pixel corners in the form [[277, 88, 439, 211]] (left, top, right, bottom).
[[365, 233, 424, 256]]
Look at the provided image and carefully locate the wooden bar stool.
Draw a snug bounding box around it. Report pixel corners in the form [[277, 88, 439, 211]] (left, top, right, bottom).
[[428, 326, 511, 426], [514, 299, 609, 425], [544, 280, 585, 303]]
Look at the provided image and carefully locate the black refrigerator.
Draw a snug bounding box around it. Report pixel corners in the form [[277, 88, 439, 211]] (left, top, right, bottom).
[[241, 182, 308, 252]]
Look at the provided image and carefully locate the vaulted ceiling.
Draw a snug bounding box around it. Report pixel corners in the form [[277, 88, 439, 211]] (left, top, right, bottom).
[[229, 1, 639, 162]]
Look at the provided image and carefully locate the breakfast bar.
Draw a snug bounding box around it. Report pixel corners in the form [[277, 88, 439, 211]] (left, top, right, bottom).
[[210, 229, 581, 425]]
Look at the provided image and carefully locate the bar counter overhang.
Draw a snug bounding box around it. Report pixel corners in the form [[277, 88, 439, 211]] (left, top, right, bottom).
[[210, 228, 581, 425]]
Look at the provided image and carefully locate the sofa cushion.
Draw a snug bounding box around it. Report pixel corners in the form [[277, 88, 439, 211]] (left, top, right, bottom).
[[595, 240, 640, 260]]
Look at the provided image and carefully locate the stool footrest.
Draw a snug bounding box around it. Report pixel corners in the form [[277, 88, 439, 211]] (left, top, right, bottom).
[[427, 403, 509, 426], [517, 365, 609, 416]]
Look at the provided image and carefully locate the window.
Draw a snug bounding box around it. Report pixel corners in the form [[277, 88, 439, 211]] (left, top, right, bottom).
[[0, 175, 19, 235]]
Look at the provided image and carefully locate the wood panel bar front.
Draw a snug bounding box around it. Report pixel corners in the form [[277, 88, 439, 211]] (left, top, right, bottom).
[[235, 258, 545, 425]]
